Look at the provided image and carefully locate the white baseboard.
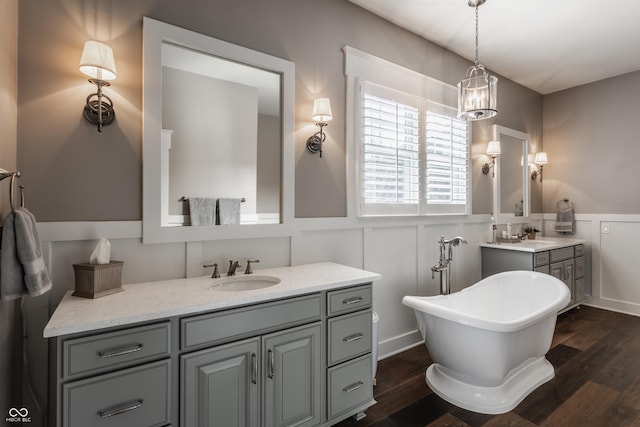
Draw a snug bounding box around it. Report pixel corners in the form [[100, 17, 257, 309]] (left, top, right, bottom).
[[377, 329, 423, 360], [584, 296, 640, 318]]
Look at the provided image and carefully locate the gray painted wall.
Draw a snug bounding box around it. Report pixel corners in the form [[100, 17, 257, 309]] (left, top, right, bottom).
[[16, 0, 542, 222], [543, 70, 640, 214]]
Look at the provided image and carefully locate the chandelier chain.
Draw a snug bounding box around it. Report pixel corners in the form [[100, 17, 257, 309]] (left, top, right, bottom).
[[474, 3, 479, 67]]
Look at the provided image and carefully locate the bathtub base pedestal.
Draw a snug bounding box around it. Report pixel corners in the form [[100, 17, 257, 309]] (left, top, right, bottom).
[[426, 356, 554, 414]]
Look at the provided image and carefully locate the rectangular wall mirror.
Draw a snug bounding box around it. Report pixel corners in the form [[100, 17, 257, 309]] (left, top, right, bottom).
[[492, 125, 530, 224], [142, 17, 294, 243]]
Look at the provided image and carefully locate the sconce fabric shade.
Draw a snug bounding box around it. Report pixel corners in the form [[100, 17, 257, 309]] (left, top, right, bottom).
[[79, 41, 117, 81], [534, 152, 548, 165], [311, 98, 332, 122], [486, 140, 501, 156]]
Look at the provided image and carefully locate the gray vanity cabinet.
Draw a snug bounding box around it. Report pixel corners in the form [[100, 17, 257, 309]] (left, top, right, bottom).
[[181, 338, 260, 427], [181, 323, 322, 427], [180, 295, 322, 427], [326, 285, 374, 421], [550, 259, 575, 304], [52, 282, 375, 427], [263, 323, 322, 427], [481, 243, 586, 311], [55, 322, 172, 427]]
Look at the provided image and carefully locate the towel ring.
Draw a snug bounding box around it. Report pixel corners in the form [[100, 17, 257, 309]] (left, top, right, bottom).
[[9, 172, 20, 212]]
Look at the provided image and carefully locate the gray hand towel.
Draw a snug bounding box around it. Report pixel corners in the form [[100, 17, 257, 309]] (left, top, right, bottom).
[[1, 212, 25, 300], [555, 199, 575, 234], [217, 198, 241, 225], [1, 208, 52, 300], [188, 197, 216, 226]]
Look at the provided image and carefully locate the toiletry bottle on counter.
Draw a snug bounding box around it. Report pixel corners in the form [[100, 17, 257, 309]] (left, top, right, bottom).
[[506, 223, 511, 238]]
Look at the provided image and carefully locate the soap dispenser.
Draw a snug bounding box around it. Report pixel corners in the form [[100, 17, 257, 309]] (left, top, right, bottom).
[[506, 223, 512, 238]]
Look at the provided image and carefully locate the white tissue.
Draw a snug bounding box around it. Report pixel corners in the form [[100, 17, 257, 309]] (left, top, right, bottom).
[[89, 238, 111, 265]]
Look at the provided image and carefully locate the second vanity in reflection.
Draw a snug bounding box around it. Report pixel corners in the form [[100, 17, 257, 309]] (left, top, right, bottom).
[[44, 263, 380, 427], [480, 237, 588, 312]]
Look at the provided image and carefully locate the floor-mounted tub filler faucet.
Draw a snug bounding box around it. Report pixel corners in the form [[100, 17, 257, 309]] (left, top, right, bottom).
[[431, 236, 468, 295]]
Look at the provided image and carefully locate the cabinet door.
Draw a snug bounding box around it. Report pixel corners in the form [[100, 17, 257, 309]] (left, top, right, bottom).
[[551, 260, 575, 304], [263, 322, 322, 427], [181, 338, 260, 427]]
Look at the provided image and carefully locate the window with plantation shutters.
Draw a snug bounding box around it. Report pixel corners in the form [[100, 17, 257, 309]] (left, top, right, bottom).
[[360, 82, 421, 215], [358, 81, 470, 216], [424, 103, 469, 215]]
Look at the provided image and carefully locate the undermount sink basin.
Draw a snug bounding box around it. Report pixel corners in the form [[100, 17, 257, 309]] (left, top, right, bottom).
[[209, 275, 281, 291]]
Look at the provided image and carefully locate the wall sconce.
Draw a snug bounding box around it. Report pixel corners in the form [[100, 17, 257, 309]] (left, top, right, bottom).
[[481, 140, 501, 177], [531, 152, 548, 182], [306, 98, 332, 158], [79, 40, 117, 132]]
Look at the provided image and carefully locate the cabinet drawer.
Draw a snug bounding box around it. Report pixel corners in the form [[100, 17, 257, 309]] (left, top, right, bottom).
[[534, 251, 550, 267], [575, 244, 585, 257], [328, 310, 372, 366], [62, 322, 170, 379], [181, 294, 321, 350], [575, 256, 585, 279], [62, 359, 170, 427], [328, 284, 372, 316], [550, 247, 574, 263], [328, 354, 373, 419]]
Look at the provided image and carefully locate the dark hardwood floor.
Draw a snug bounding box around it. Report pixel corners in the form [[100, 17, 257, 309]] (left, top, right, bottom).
[[337, 306, 640, 427]]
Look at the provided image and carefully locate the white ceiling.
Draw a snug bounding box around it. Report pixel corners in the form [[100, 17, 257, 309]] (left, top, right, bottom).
[[347, 0, 640, 94]]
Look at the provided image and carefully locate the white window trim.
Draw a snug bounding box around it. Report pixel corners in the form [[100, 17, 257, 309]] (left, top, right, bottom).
[[344, 46, 471, 218]]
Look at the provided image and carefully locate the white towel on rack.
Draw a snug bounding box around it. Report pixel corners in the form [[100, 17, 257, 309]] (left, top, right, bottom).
[[1, 208, 52, 300], [217, 198, 241, 225]]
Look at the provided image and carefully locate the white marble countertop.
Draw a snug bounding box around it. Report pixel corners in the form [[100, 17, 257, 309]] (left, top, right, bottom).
[[479, 236, 585, 253], [43, 262, 381, 338]]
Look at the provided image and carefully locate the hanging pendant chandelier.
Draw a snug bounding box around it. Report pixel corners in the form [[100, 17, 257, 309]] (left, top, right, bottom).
[[457, 0, 497, 121]]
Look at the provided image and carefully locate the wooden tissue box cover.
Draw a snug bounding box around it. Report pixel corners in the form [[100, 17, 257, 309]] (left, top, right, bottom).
[[72, 261, 124, 299]]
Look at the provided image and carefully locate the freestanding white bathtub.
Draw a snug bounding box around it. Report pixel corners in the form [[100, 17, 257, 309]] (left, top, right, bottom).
[[402, 270, 570, 414]]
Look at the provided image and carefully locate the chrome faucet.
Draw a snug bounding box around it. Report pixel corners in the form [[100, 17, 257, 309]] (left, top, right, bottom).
[[203, 263, 220, 278], [227, 260, 242, 276], [244, 259, 260, 275], [431, 236, 467, 295]]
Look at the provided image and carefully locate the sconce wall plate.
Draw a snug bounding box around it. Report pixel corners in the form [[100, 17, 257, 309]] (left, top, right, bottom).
[[306, 123, 328, 156], [83, 79, 116, 131]]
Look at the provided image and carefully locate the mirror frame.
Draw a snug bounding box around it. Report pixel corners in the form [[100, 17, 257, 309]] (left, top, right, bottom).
[[492, 125, 530, 224], [142, 17, 295, 243]]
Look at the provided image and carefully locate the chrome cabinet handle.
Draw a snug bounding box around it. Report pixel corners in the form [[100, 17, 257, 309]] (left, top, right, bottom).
[[268, 349, 275, 379], [98, 399, 144, 418], [343, 381, 364, 393], [342, 296, 363, 305], [97, 344, 143, 358], [251, 353, 258, 384], [343, 333, 364, 343]]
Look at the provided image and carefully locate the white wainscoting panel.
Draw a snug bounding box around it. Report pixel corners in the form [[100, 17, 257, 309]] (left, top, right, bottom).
[[600, 222, 640, 304], [291, 228, 364, 268], [364, 225, 419, 358]]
